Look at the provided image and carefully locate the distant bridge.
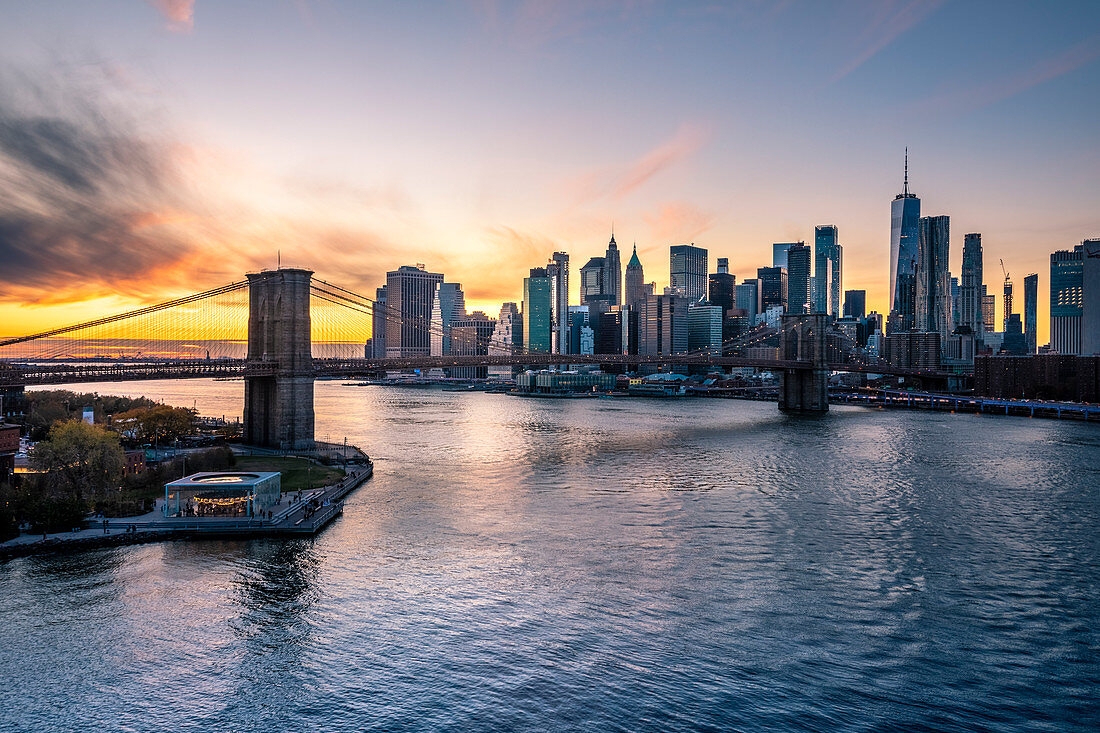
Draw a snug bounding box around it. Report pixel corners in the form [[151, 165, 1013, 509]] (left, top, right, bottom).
[[1, 268, 953, 447]]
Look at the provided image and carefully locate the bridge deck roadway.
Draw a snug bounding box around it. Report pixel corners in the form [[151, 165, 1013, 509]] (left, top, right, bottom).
[[2, 355, 952, 386]]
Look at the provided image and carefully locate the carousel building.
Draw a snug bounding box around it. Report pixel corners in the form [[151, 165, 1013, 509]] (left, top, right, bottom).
[[164, 472, 281, 518]]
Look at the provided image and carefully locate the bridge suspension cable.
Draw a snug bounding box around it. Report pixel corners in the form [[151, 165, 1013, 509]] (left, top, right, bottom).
[[0, 281, 251, 363]]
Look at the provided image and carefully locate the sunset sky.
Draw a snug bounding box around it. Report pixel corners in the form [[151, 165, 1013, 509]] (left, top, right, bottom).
[[1, 1, 1098, 344]]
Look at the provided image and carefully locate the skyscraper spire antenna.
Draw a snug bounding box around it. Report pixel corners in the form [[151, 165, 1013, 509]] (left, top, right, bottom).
[[903, 146, 909, 196]]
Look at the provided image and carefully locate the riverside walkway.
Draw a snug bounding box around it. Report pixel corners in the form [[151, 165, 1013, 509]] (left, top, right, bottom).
[[0, 461, 373, 559]]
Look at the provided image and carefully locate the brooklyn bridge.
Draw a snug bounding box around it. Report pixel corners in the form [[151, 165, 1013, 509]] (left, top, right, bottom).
[[1, 268, 953, 448]]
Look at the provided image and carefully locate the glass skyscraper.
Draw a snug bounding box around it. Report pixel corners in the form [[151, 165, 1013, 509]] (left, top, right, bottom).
[[1023, 273, 1038, 354], [772, 243, 796, 269], [843, 290, 866, 320], [385, 265, 444, 357], [960, 233, 984, 335], [786, 242, 812, 315], [735, 280, 758, 323], [813, 225, 842, 316], [429, 281, 466, 358], [916, 215, 950, 338], [670, 244, 708, 301], [523, 267, 552, 353], [757, 266, 788, 313], [889, 151, 920, 332], [579, 257, 605, 306], [1083, 239, 1100, 355], [708, 257, 736, 313], [1050, 245, 1084, 354], [546, 251, 569, 354]]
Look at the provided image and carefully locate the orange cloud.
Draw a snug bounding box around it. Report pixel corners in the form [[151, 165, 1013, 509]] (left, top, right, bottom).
[[560, 122, 711, 207], [149, 0, 195, 33], [642, 201, 714, 244]]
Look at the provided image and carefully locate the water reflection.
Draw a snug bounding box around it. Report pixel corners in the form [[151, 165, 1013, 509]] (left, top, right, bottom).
[[3, 380, 1098, 732]]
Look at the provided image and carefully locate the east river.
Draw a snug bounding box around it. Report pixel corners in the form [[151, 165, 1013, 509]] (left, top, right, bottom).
[[2, 380, 1098, 732]]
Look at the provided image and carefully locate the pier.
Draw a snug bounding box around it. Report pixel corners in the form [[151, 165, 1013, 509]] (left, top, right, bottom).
[[0, 460, 373, 560]]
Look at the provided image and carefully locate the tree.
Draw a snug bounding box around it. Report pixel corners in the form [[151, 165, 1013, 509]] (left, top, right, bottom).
[[111, 404, 195, 444], [30, 421, 125, 502]]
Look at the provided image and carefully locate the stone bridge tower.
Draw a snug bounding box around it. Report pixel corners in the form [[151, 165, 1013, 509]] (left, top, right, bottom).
[[243, 268, 315, 449], [778, 313, 829, 413]]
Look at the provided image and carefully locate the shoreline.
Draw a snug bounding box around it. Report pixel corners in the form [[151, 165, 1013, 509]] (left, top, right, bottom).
[[0, 462, 374, 561]]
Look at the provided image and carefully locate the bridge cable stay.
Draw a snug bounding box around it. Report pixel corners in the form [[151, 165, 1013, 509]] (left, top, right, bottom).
[[311, 277, 796, 361], [310, 278, 809, 365], [310, 278, 821, 363], [0, 281, 251, 363]]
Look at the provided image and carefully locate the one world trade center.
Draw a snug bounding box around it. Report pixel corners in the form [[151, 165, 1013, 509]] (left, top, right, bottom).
[[889, 149, 921, 332]]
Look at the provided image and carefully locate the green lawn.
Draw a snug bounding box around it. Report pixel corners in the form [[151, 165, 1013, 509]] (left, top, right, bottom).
[[234, 456, 345, 493]]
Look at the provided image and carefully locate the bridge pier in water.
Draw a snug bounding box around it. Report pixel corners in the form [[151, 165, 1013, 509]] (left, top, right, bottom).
[[778, 314, 829, 414], [244, 269, 315, 449]]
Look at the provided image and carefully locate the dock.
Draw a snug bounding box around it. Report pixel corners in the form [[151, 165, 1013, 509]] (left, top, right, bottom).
[[0, 462, 373, 560]]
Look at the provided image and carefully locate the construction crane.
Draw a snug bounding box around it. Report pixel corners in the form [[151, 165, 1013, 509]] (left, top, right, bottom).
[[1000, 259, 1013, 331]]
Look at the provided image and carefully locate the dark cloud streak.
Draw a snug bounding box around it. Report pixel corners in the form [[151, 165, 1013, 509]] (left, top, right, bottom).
[[0, 66, 194, 302]]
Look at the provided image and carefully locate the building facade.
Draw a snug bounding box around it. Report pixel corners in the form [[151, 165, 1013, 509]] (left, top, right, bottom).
[[916, 215, 950, 339], [708, 257, 736, 313], [579, 256, 605, 306], [688, 303, 723, 352], [488, 302, 521, 379], [385, 265, 444, 357], [547, 251, 570, 354], [451, 312, 496, 379], [786, 242, 812, 315], [982, 291, 996, 342], [814, 225, 842, 316], [670, 244, 708, 301], [1083, 239, 1100, 355], [523, 268, 552, 353], [1023, 273, 1038, 354], [757, 267, 788, 313], [371, 285, 387, 358], [735, 280, 759, 324], [889, 154, 921, 332], [624, 244, 646, 308], [772, 242, 795, 269], [640, 291, 688, 356], [960, 233, 984, 336], [1050, 245, 1083, 354], [429, 282, 466, 358], [603, 235, 622, 306], [843, 289, 866, 319]]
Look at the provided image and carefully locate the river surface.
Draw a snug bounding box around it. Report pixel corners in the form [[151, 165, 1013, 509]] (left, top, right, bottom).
[[3, 380, 1099, 732]]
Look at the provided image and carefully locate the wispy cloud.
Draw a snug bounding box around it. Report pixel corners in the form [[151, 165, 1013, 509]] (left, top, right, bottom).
[[830, 0, 943, 84], [0, 62, 405, 306], [474, 0, 657, 50], [148, 0, 195, 33], [918, 33, 1100, 114], [642, 200, 713, 243], [561, 122, 711, 207], [0, 67, 201, 302]]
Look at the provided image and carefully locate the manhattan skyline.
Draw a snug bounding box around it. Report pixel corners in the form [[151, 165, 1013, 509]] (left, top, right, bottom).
[[1, 1, 1098, 347]]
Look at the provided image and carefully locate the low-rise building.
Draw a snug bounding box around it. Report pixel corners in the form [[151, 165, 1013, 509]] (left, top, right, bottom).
[[165, 471, 281, 518], [515, 371, 616, 394]]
